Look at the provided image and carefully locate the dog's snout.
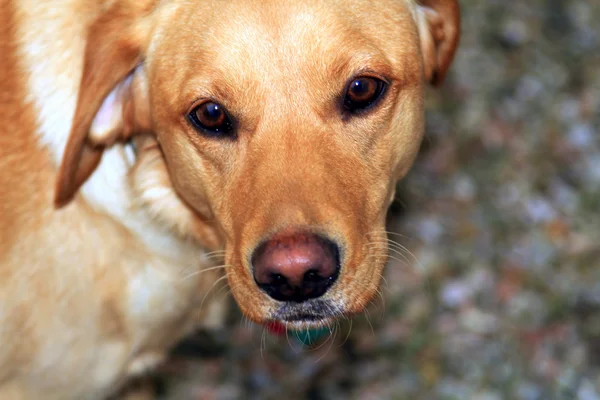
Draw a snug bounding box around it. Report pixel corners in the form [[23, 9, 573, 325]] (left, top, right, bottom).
[[252, 231, 340, 303]]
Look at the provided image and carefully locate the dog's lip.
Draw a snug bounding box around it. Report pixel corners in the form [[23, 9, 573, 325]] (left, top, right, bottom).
[[279, 312, 327, 322], [272, 315, 335, 331], [270, 298, 340, 327]]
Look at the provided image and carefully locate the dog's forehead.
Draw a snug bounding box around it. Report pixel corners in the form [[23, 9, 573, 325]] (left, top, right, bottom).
[[150, 0, 417, 81], [145, 0, 422, 126]]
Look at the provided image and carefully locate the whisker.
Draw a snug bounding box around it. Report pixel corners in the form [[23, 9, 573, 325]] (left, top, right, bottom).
[[387, 238, 423, 269], [380, 274, 390, 290], [201, 254, 228, 262], [367, 229, 415, 241], [180, 264, 230, 281], [240, 315, 253, 332], [339, 318, 353, 348], [307, 317, 340, 353], [366, 228, 419, 250], [285, 326, 297, 352], [365, 241, 413, 265], [367, 236, 424, 271], [365, 242, 423, 272], [364, 252, 413, 270], [315, 321, 338, 363], [203, 249, 227, 257], [365, 240, 408, 254], [313, 324, 334, 362], [197, 275, 228, 318], [215, 286, 232, 299], [308, 328, 333, 352], [195, 281, 229, 327], [375, 288, 386, 319], [177, 250, 227, 276], [364, 308, 375, 337], [238, 315, 246, 331]]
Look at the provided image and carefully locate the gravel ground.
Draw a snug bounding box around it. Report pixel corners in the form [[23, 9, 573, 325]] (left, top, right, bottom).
[[157, 1, 600, 399]]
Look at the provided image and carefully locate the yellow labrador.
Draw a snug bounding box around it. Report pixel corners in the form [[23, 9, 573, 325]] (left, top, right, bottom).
[[0, 0, 459, 398]]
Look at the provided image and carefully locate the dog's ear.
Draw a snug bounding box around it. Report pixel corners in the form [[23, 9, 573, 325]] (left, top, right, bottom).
[[416, 0, 460, 86], [54, 5, 152, 208]]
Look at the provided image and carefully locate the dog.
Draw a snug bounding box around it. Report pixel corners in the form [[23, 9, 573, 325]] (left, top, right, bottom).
[[0, 0, 459, 398]]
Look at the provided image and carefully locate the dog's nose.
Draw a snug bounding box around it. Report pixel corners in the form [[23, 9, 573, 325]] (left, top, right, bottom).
[[252, 231, 340, 303]]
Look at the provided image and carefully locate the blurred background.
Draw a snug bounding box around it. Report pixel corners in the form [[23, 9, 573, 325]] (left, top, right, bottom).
[[158, 0, 600, 398]]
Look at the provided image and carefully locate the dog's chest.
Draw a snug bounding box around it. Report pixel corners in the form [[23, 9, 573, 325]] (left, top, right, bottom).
[[85, 257, 210, 399], [123, 259, 209, 346], [123, 263, 198, 367], [124, 249, 225, 340]]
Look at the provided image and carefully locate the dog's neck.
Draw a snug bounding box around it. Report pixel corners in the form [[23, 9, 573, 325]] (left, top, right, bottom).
[[81, 145, 199, 263]]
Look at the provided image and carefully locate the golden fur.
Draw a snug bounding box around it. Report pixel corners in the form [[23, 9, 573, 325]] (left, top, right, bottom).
[[0, 0, 459, 398]]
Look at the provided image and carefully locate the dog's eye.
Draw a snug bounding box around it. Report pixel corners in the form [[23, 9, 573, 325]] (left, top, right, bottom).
[[343, 77, 387, 113], [188, 101, 234, 137]]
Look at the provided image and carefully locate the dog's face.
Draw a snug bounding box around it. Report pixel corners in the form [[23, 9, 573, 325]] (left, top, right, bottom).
[[55, 0, 459, 328]]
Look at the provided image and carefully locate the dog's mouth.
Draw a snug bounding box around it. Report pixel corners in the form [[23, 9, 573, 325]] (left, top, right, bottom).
[[270, 299, 341, 328]]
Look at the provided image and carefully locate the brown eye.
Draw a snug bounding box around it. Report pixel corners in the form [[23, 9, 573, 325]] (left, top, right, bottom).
[[188, 101, 234, 137], [343, 77, 386, 113]]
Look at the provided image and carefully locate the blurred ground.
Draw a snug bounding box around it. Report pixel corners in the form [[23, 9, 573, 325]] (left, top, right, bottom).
[[157, 1, 600, 398]]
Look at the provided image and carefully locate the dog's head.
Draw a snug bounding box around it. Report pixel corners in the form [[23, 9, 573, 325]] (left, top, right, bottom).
[[55, 0, 459, 328]]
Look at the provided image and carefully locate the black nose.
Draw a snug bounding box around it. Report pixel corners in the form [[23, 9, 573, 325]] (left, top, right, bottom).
[[251, 231, 341, 303]]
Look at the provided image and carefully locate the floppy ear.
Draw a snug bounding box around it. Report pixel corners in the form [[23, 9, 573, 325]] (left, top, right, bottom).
[[54, 6, 152, 208], [416, 0, 460, 86]]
